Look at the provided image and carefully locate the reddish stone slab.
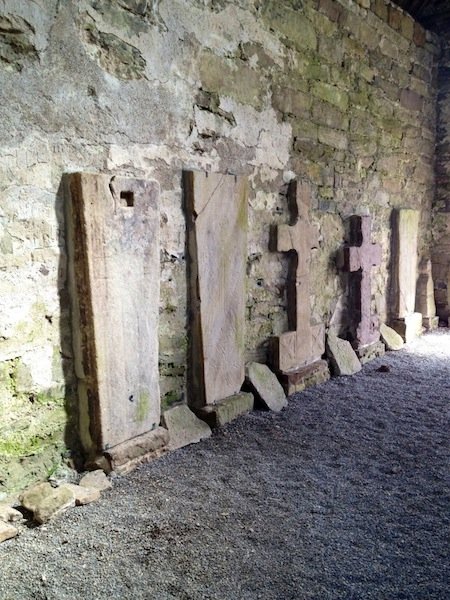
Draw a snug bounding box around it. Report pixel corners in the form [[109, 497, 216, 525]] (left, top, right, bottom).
[[342, 215, 381, 348], [273, 180, 325, 373]]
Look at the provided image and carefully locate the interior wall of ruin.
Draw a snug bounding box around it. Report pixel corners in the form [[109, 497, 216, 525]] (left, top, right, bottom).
[[0, 0, 438, 494]]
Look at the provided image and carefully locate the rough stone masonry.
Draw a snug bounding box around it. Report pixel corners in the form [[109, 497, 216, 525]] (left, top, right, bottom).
[[0, 0, 441, 495]]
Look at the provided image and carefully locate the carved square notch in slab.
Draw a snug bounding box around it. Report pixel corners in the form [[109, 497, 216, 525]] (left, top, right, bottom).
[[184, 170, 248, 408], [66, 173, 161, 456]]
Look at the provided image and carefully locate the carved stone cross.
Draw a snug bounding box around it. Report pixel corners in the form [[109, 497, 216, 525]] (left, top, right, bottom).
[[274, 180, 324, 372], [342, 215, 382, 347]]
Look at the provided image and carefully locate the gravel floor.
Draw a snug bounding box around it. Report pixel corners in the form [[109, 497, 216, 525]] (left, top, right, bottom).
[[1, 330, 449, 600]]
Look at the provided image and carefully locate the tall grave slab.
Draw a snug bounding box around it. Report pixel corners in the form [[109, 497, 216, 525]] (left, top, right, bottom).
[[184, 171, 254, 425], [66, 173, 164, 465], [272, 180, 329, 394], [390, 208, 422, 342], [340, 215, 385, 363], [415, 258, 439, 330]]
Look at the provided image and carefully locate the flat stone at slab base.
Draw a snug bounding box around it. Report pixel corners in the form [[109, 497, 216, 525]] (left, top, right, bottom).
[[0, 522, 18, 543], [380, 323, 404, 351], [19, 483, 75, 524], [277, 360, 330, 395], [104, 427, 169, 475], [162, 405, 212, 450], [193, 392, 254, 428], [390, 312, 423, 343], [423, 316, 439, 331], [355, 340, 386, 365], [246, 362, 287, 412], [326, 332, 362, 376]]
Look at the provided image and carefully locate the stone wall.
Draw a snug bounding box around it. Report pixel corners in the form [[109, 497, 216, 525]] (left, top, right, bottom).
[[0, 0, 438, 495], [432, 38, 450, 321]]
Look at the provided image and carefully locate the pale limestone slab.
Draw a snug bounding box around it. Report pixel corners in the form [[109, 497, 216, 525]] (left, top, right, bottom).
[[273, 180, 325, 372], [380, 323, 404, 351], [391, 313, 423, 343], [326, 331, 362, 376], [59, 484, 101, 506], [66, 173, 161, 454], [162, 405, 212, 450], [79, 470, 112, 492], [391, 209, 420, 318], [184, 170, 248, 406], [0, 522, 18, 543], [416, 258, 437, 329], [20, 483, 75, 524], [104, 427, 169, 471], [246, 362, 287, 412]]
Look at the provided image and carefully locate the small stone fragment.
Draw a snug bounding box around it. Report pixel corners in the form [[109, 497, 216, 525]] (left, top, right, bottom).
[[162, 405, 211, 450], [79, 470, 112, 491], [380, 323, 404, 351], [0, 504, 23, 523], [326, 331, 362, 376], [20, 483, 75, 524], [59, 484, 101, 506], [0, 522, 18, 543], [376, 365, 390, 373], [246, 362, 287, 412]]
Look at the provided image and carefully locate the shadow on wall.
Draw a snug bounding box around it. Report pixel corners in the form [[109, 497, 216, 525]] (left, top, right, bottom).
[[56, 177, 83, 471]]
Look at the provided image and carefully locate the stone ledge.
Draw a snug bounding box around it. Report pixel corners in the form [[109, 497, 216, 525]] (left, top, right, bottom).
[[104, 427, 169, 475], [193, 392, 254, 428], [355, 340, 386, 364], [277, 360, 330, 395]]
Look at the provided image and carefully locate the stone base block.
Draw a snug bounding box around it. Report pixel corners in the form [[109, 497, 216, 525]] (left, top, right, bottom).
[[193, 392, 254, 429], [423, 316, 439, 331], [355, 340, 385, 365], [277, 360, 330, 395], [391, 312, 423, 343], [162, 405, 212, 450], [104, 427, 169, 475]]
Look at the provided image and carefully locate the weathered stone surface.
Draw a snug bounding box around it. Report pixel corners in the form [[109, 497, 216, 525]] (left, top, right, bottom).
[[184, 170, 248, 407], [356, 340, 386, 364], [59, 484, 101, 506], [246, 363, 287, 412], [278, 360, 330, 395], [162, 405, 212, 450], [79, 470, 112, 492], [341, 215, 382, 348], [326, 332, 362, 376], [380, 323, 404, 351], [416, 258, 437, 329], [0, 522, 18, 543], [0, 504, 23, 523], [391, 313, 423, 344], [194, 392, 254, 429], [391, 209, 420, 319], [273, 180, 325, 373], [66, 173, 161, 455], [20, 482, 75, 524], [104, 427, 169, 471]]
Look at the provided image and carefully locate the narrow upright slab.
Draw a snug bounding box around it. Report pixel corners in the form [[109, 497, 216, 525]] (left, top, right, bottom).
[[66, 173, 161, 456], [184, 170, 248, 407], [416, 258, 438, 330], [326, 331, 361, 376], [341, 215, 382, 348], [391, 209, 420, 318], [273, 180, 325, 372], [162, 405, 212, 450]]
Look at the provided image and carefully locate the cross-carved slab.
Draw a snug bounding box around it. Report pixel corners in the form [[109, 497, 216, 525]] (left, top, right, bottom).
[[274, 180, 324, 372], [342, 215, 381, 347]]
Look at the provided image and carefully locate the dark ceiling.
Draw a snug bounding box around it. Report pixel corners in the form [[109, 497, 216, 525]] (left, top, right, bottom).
[[391, 0, 450, 35]]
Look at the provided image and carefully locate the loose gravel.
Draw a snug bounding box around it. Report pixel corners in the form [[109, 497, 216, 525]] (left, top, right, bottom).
[[0, 330, 449, 600]]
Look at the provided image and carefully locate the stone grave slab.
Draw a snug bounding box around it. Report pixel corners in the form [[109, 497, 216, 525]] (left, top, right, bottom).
[[380, 323, 404, 351], [104, 427, 169, 474], [341, 215, 382, 351], [246, 362, 287, 412], [194, 392, 254, 429], [326, 331, 361, 376], [66, 173, 161, 461], [272, 180, 329, 392], [416, 258, 439, 330], [162, 405, 212, 450], [184, 170, 250, 425], [390, 209, 422, 341]]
